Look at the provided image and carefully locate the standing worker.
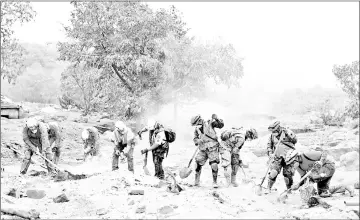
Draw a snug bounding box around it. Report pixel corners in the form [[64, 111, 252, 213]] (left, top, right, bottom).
[[190, 114, 224, 188], [81, 127, 101, 161]]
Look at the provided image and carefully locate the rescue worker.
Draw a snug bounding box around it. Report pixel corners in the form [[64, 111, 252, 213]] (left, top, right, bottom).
[[285, 149, 338, 197], [112, 121, 136, 173], [46, 121, 62, 164], [220, 127, 258, 187], [81, 127, 100, 161], [139, 120, 170, 180], [21, 117, 55, 175], [190, 114, 224, 188], [265, 120, 298, 194]]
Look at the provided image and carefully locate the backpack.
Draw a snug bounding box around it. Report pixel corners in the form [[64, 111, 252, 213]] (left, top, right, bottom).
[[285, 128, 297, 144], [164, 128, 176, 143]]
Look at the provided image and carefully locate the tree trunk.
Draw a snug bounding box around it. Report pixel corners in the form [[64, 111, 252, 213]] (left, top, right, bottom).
[[111, 64, 134, 93]]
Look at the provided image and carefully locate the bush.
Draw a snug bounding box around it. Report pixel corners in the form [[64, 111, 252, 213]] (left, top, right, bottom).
[[317, 99, 346, 126]]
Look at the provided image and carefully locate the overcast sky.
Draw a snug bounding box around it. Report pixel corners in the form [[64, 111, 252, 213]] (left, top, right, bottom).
[[12, 2, 359, 93]]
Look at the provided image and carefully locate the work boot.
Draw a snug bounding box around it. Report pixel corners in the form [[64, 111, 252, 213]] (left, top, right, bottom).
[[231, 165, 239, 187], [319, 190, 331, 198], [194, 171, 201, 187], [264, 179, 276, 194], [224, 172, 231, 187], [212, 171, 219, 188]]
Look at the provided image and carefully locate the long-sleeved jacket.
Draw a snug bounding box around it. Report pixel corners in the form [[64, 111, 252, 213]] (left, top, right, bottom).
[[113, 128, 136, 152], [267, 126, 297, 158], [296, 150, 335, 186], [84, 127, 100, 153], [47, 122, 61, 149], [220, 128, 245, 155], [193, 118, 224, 151], [23, 122, 51, 153], [150, 128, 169, 157]]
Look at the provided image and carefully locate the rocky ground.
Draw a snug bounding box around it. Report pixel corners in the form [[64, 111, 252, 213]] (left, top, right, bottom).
[[1, 102, 359, 219]]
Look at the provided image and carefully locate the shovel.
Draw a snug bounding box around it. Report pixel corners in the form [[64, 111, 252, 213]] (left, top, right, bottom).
[[254, 133, 285, 195], [34, 151, 86, 181], [277, 167, 314, 203], [179, 147, 199, 179], [5, 144, 51, 172], [143, 151, 151, 176]]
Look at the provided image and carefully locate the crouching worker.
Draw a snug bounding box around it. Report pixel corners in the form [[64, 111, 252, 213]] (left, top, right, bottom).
[[81, 127, 100, 161], [21, 118, 55, 175], [112, 121, 136, 173], [285, 149, 337, 198], [220, 128, 258, 187], [46, 121, 62, 164]]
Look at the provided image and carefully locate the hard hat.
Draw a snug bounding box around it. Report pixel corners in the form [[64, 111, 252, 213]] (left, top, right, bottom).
[[81, 129, 90, 140], [115, 121, 126, 132], [190, 114, 202, 126], [147, 119, 161, 130], [246, 128, 258, 140], [26, 118, 39, 133], [285, 149, 299, 165], [220, 130, 231, 141], [268, 120, 280, 131]]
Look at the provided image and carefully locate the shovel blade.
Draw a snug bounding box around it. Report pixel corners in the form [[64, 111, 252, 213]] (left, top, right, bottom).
[[143, 166, 151, 176], [179, 167, 193, 179]]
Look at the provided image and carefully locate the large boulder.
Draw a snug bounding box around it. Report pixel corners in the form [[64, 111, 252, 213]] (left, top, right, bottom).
[[325, 141, 359, 161], [102, 131, 115, 142], [339, 151, 359, 171]]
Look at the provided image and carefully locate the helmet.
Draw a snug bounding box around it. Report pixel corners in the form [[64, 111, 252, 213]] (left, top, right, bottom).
[[220, 130, 231, 141], [26, 118, 39, 133], [147, 119, 161, 130], [285, 149, 299, 165], [81, 129, 90, 140], [115, 121, 126, 133], [268, 120, 280, 131], [246, 128, 258, 140], [190, 114, 202, 126]]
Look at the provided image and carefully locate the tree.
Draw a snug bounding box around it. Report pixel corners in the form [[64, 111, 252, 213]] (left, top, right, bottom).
[[1, 1, 36, 84], [58, 1, 186, 94], [158, 35, 244, 125], [333, 61, 359, 118]]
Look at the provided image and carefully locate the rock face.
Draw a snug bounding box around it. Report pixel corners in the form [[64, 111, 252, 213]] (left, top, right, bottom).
[[339, 151, 359, 171]]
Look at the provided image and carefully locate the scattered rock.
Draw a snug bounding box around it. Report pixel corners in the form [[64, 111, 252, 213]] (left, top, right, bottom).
[[354, 181, 359, 189], [28, 170, 47, 177], [26, 189, 46, 199], [129, 189, 144, 195], [158, 206, 174, 215], [339, 151, 359, 171], [128, 200, 135, 206], [326, 142, 359, 161], [96, 208, 108, 216], [135, 205, 146, 214], [354, 130, 359, 135], [5, 188, 17, 198], [53, 193, 69, 203]]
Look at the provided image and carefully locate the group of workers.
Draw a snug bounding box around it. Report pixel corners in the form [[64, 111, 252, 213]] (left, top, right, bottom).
[[20, 114, 355, 204]]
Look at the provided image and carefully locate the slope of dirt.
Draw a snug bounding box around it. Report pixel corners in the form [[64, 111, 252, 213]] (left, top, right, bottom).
[[1, 105, 359, 219]]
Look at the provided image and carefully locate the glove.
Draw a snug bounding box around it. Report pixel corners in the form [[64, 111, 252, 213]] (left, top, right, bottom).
[[115, 149, 121, 156], [313, 161, 323, 168], [212, 114, 218, 120], [137, 131, 142, 140], [52, 147, 58, 153], [33, 147, 40, 155], [141, 148, 148, 155], [291, 183, 300, 191]]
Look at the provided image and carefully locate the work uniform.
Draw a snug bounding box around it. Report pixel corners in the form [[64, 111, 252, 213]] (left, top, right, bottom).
[[112, 128, 136, 172], [83, 127, 100, 160], [296, 150, 336, 196], [267, 127, 297, 190], [150, 128, 169, 179], [193, 118, 224, 185], [220, 128, 245, 186], [21, 122, 54, 174], [46, 122, 62, 164]]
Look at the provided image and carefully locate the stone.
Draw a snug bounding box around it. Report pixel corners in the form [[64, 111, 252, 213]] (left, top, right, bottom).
[[135, 205, 146, 214], [129, 189, 144, 195], [53, 193, 69, 203], [339, 151, 359, 171], [158, 206, 174, 215], [26, 189, 46, 199]]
